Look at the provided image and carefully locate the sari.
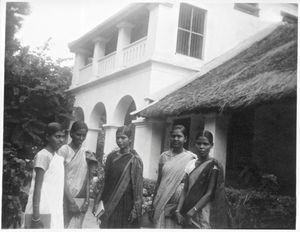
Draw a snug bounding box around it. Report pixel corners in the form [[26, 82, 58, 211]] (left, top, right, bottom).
[[58, 144, 97, 228], [181, 158, 231, 229], [100, 149, 143, 228], [153, 149, 196, 228]]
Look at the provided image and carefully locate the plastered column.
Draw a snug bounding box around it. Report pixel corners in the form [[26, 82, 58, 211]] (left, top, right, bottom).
[[116, 22, 134, 69], [103, 124, 118, 157], [133, 117, 165, 179], [72, 48, 89, 86], [204, 114, 229, 172], [84, 127, 101, 153], [146, 3, 174, 59], [92, 37, 107, 78]]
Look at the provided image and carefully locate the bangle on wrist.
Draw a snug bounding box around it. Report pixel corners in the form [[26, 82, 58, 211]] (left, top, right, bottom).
[[175, 209, 180, 213], [193, 207, 197, 212], [31, 217, 40, 222]]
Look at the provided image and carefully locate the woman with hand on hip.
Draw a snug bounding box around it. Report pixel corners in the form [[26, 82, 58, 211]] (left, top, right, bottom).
[[58, 121, 98, 228], [152, 125, 196, 228], [24, 122, 65, 229], [175, 130, 231, 229], [93, 125, 143, 228]]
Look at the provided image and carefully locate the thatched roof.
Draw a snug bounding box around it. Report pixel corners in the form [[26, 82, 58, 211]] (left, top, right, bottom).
[[138, 24, 297, 118]]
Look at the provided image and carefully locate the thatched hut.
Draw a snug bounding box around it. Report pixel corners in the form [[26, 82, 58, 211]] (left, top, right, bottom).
[[136, 23, 297, 196]]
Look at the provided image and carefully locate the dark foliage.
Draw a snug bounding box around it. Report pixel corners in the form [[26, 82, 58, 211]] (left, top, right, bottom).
[[4, 3, 74, 159], [2, 2, 75, 228], [2, 143, 33, 228], [227, 188, 295, 229], [141, 179, 296, 229]]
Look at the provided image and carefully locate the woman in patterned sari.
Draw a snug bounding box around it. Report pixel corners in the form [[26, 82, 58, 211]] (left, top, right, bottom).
[[93, 125, 143, 228], [175, 130, 231, 229], [152, 125, 196, 228], [58, 121, 97, 228]]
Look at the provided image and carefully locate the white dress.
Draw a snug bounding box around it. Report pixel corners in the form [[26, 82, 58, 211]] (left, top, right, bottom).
[[25, 149, 65, 228]]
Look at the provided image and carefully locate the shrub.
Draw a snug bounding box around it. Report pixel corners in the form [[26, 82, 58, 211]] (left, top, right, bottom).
[[2, 143, 33, 228], [226, 187, 296, 229], [140, 178, 296, 229], [142, 178, 156, 215]]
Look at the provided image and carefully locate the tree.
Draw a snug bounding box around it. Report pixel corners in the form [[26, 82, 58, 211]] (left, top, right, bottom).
[[3, 3, 75, 228], [4, 2, 74, 158], [5, 2, 30, 57]]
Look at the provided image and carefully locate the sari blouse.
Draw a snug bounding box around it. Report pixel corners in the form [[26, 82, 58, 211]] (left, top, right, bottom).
[[181, 158, 231, 229]]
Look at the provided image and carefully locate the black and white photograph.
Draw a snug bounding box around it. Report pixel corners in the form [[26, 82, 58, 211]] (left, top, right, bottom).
[[0, 0, 297, 230]]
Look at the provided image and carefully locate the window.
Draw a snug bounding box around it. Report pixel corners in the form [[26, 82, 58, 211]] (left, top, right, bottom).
[[176, 4, 206, 59], [234, 3, 260, 17]]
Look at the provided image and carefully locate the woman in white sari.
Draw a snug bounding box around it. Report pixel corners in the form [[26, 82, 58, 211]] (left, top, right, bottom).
[[58, 121, 97, 228], [152, 125, 196, 228]]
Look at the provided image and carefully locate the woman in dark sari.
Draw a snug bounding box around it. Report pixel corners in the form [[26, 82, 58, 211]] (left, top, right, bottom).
[[93, 125, 143, 228], [175, 130, 231, 229]]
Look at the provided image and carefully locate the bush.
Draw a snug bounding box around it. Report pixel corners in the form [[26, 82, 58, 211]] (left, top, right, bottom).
[[142, 178, 156, 215], [90, 162, 105, 199], [226, 187, 296, 229], [140, 178, 296, 229], [2, 143, 33, 228]]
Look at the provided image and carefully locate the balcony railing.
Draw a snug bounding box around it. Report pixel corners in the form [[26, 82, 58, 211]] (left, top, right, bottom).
[[98, 51, 116, 77], [75, 37, 148, 86], [123, 37, 147, 67]]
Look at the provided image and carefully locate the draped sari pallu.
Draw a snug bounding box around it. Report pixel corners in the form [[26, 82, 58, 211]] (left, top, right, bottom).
[[181, 159, 231, 229], [153, 152, 195, 224], [100, 150, 143, 227], [65, 148, 88, 198], [61, 145, 98, 228]]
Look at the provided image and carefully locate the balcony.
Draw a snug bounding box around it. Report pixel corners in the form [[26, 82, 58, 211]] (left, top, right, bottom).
[[123, 37, 147, 67], [74, 36, 148, 86], [98, 51, 116, 77]]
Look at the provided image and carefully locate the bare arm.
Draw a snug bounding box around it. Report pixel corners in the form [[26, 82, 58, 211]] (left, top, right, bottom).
[[152, 162, 163, 201], [186, 168, 219, 217], [32, 168, 44, 219], [31, 168, 45, 228]]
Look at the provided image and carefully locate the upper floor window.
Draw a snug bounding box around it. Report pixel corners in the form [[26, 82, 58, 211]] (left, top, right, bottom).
[[176, 3, 206, 59], [234, 3, 260, 17]]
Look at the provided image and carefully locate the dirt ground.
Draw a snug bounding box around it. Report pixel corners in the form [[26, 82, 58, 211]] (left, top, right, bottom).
[[82, 199, 99, 228]]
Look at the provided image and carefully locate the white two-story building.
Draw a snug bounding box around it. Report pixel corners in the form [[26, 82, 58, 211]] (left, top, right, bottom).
[[68, 2, 297, 179]]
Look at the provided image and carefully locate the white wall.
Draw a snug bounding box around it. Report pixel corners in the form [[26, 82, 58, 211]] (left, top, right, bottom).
[[69, 2, 297, 176], [152, 2, 297, 69], [72, 65, 151, 152], [149, 61, 196, 96]]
